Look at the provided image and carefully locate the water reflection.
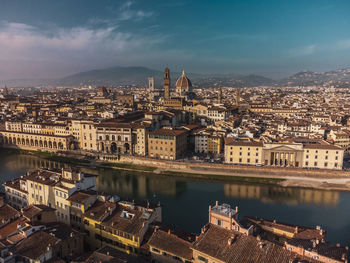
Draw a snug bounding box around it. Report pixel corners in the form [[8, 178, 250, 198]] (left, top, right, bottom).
[[92, 169, 187, 199], [224, 184, 339, 206], [0, 149, 348, 244], [3, 152, 67, 171], [0, 150, 340, 208]]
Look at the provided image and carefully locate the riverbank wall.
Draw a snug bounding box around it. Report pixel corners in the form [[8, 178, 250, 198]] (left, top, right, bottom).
[[117, 155, 350, 179]]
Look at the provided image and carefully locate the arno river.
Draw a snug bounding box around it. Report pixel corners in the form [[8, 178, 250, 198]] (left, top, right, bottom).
[[0, 149, 349, 245]]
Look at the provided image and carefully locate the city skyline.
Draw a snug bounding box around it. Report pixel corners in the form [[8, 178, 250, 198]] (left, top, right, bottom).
[[1, 0, 350, 80]]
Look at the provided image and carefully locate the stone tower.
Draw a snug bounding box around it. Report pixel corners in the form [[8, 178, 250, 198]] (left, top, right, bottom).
[[3, 86, 8, 96], [164, 67, 170, 100], [218, 87, 222, 104], [236, 88, 240, 106], [148, 77, 154, 102], [148, 77, 154, 91]]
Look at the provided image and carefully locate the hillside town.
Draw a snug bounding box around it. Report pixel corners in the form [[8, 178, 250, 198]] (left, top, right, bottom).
[[0, 167, 347, 263], [0, 68, 349, 171]]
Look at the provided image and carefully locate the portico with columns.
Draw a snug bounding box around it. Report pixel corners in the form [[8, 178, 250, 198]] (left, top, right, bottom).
[[263, 143, 303, 168]]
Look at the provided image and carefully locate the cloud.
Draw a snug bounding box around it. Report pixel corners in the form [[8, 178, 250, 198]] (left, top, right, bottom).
[[288, 44, 318, 57], [116, 0, 153, 22], [0, 21, 163, 79], [335, 39, 350, 50]]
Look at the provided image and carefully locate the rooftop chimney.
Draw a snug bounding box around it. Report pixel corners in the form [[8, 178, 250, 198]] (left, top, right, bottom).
[[294, 226, 299, 234]]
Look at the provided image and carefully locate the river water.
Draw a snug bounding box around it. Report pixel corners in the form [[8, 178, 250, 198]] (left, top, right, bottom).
[[0, 149, 349, 245]]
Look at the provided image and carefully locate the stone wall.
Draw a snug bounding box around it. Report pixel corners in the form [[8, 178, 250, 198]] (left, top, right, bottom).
[[119, 155, 350, 178]]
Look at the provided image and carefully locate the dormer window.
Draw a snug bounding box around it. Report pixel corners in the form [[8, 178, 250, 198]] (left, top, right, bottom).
[[120, 210, 134, 220]]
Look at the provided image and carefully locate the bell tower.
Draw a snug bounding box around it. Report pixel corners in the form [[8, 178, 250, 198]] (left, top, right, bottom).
[[218, 87, 222, 104], [236, 88, 240, 106], [164, 67, 170, 100]]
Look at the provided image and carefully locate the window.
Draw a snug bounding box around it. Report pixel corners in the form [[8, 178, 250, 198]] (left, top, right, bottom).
[[216, 219, 222, 226], [324, 162, 328, 167], [335, 156, 338, 160], [239, 152, 242, 156], [305, 161, 308, 166], [255, 159, 258, 163], [230, 158, 233, 162], [256, 153, 258, 156], [314, 162, 317, 166], [239, 158, 242, 163], [152, 248, 160, 253], [198, 256, 208, 263], [247, 158, 250, 163], [306, 155, 309, 159]]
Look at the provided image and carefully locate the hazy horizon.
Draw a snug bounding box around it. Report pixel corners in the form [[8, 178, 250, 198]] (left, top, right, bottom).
[[1, 0, 350, 80]]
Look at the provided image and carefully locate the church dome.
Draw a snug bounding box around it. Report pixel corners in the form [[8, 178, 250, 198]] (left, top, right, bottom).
[[176, 70, 192, 90]]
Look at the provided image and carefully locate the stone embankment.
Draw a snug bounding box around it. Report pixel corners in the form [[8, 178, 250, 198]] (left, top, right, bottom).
[[115, 156, 350, 191], [119, 155, 350, 178]]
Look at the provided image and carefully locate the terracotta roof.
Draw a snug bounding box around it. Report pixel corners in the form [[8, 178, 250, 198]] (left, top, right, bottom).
[[245, 217, 325, 240], [102, 204, 152, 236], [225, 137, 263, 147], [0, 204, 20, 223], [176, 70, 192, 89], [147, 224, 195, 260], [84, 200, 116, 222], [0, 217, 27, 239], [303, 144, 342, 150], [22, 205, 55, 220], [287, 239, 348, 262], [191, 224, 319, 263], [85, 245, 147, 263], [148, 128, 188, 137], [67, 190, 96, 204], [13, 231, 59, 260]]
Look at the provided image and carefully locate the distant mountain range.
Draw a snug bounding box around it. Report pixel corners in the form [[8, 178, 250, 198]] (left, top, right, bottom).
[[2, 66, 350, 87]]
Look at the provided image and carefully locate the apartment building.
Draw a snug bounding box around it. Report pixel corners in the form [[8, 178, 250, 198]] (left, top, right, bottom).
[[224, 138, 263, 165], [4, 168, 96, 225], [303, 144, 343, 170], [148, 128, 188, 160], [83, 199, 161, 254]]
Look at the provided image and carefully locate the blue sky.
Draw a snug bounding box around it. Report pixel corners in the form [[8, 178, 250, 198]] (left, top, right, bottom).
[[0, 0, 350, 79]]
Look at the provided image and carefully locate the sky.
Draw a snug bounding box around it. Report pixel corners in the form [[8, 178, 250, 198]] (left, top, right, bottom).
[[0, 0, 350, 79]]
